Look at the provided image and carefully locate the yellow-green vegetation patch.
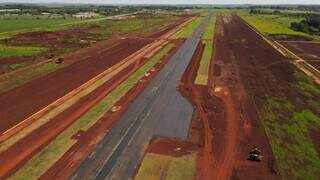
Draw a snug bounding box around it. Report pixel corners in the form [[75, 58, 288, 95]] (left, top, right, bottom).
[[261, 71, 320, 179], [135, 153, 197, 180], [174, 17, 203, 39], [202, 16, 216, 40], [10, 43, 175, 180], [0, 45, 46, 58], [194, 15, 216, 85], [239, 12, 320, 40], [194, 41, 213, 85]]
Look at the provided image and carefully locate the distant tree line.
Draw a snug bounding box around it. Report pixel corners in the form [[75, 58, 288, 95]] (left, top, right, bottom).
[[0, 4, 200, 16], [0, 4, 144, 16], [249, 8, 318, 18], [291, 15, 320, 35], [249, 9, 281, 15], [249, 5, 320, 12]]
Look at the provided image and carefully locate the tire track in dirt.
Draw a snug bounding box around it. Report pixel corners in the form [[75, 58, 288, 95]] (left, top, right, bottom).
[[212, 89, 238, 179]]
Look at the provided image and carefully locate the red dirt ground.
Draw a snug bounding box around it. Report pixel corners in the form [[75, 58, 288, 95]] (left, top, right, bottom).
[[179, 41, 216, 180], [310, 128, 320, 157], [146, 138, 199, 157], [0, 20, 183, 135], [278, 41, 320, 70], [9, 26, 99, 49], [0, 56, 33, 74], [208, 15, 280, 180]]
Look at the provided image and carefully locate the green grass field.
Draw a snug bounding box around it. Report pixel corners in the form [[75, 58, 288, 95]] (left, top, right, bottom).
[[98, 16, 178, 36], [260, 70, 320, 179], [0, 17, 107, 39], [135, 153, 196, 180], [0, 18, 79, 33], [175, 17, 203, 39], [10, 43, 175, 180], [0, 45, 46, 58], [239, 12, 320, 40]]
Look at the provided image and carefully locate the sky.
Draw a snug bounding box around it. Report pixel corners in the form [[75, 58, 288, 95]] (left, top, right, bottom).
[[1, 0, 319, 4]]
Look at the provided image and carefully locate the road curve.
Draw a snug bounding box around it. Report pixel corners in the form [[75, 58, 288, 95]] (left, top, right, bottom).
[[71, 16, 209, 180]]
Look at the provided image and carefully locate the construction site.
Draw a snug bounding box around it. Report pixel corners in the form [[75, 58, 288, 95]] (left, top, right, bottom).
[[0, 4, 319, 180]]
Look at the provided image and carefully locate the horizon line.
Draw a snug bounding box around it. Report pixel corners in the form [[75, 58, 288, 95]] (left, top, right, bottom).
[[1, 2, 320, 5]]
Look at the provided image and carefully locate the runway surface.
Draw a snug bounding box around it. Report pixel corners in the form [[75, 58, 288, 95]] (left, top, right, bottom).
[[72, 15, 209, 180]]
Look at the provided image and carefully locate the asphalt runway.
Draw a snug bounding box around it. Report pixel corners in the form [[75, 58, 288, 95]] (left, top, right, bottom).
[[71, 15, 209, 180]]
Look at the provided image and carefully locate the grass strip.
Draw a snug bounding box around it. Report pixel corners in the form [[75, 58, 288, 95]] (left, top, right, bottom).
[[194, 41, 213, 85], [0, 45, 46, 58], [174, 17, 203, 39], [10, 43, 175, 180], [202, 16, 216, 40], [194, 15, 216, 85], [135, 153, 196, 180]]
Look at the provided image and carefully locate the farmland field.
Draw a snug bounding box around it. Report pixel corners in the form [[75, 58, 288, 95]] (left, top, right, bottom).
[[239, 11, 320, 40]]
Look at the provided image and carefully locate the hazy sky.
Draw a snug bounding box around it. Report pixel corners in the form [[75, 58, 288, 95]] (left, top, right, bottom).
[[1, 0, 319, 4]]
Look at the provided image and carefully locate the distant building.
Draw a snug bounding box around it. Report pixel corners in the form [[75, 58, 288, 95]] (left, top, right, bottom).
[[72, 12, 99, 19], [0, 9, 20, 12], [41, 12, 51, 16], [184, 9, 191, 14]]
